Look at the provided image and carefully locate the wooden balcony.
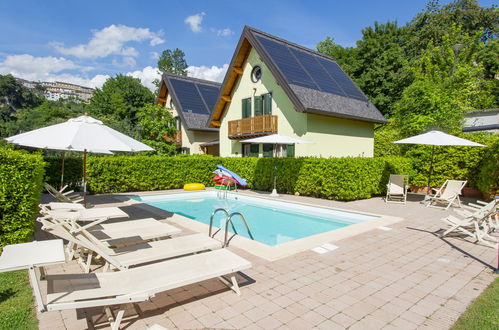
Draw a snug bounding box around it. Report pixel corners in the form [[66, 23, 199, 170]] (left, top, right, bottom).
[[228, 114, 278, 139], [163, 130, 182, 146]]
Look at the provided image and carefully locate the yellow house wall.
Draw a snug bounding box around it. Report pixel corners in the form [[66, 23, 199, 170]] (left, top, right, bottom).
[[219, 48, 374, 158], [164, 94, 218, 155]]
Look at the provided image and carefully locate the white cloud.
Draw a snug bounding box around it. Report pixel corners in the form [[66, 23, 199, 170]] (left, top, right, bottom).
[[126, 66, 161, 91], [187, 64, 229, 82], [185, 12, 205, 32], [217, 28, 234, 37], [51, 24, 165, 59], [150, 51, 159, 60], [0, 54, 109, 88], [111, 56, 136, 67]]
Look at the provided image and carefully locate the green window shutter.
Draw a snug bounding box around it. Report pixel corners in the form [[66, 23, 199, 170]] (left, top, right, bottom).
[[286, 144, 295, 157], [242, 98, 252, 118], [263, 144, 274, 157], [254, 95, 263, 116], [263, 93, 272, 115]]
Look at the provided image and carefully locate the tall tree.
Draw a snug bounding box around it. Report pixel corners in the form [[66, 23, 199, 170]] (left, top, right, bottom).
[[157, 48, 188, 76], [136, 104, 177, 154], [394, 26, 495, 137], [87, 74, 154, 135]]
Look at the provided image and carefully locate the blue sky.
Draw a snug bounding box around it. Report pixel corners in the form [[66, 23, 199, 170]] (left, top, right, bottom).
[[0, 0, 495, 90]]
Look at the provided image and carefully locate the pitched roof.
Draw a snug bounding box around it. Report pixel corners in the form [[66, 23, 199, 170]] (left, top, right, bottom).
[[157, 73, 220, 131], [209, 26, 387, 126]]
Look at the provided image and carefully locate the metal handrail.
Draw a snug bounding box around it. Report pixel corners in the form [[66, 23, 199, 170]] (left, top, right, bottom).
[[224, 212, 254, 247], [209, 208, 229, 237]]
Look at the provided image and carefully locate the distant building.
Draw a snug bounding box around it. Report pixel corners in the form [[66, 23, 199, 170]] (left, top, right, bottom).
[[463, 109, 499, 133], [15, 78, 94, 103]]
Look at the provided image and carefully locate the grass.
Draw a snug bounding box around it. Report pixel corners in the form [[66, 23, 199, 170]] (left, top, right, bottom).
[[0, 270, 38, 330], [451, 276, 499, 330]]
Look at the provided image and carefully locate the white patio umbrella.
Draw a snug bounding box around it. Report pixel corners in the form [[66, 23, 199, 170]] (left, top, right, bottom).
[[6, 114, 154, 203], [393, 130, 485, 194], [241, 134, 313, 197]]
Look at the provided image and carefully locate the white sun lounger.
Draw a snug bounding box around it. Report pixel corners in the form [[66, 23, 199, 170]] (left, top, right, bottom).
[[0, 239, 251, 330], [385, 174, 409, 204], [41, 202, 86, 211], [39, 216, 212, 272], [41, 207, 129, 233], [426, 180, 467, 210]]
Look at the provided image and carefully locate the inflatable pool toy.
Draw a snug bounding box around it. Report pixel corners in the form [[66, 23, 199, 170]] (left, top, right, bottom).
[[183, 183, 205, 191]]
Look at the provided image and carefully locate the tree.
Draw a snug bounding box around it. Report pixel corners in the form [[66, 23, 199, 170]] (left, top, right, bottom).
[[87, 74, 154, 135], [394, 26, 495, 137], [4, 100, 85, 136], [406, 0, 498, 58], [153, 48, 188, 89], [157, 48, 188, 76], [136, 104, 177, 154]]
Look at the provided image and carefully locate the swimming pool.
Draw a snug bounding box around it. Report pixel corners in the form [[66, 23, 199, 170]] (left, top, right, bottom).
[[131, 191, 378, 246]]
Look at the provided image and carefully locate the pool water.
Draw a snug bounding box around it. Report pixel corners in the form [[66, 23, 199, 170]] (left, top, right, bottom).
[[132, 192, 377, 246]]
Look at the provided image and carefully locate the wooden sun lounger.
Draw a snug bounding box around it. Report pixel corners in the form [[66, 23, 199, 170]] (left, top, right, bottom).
[[44, 183, 84, 203], [426, 180, 467, 210], [41, 207, 129, 233], [0, 240, 251, 330]]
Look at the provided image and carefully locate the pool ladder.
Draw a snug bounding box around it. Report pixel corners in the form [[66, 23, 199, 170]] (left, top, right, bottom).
[[209, 208, 254, 247], [216, 180, 237, 199]]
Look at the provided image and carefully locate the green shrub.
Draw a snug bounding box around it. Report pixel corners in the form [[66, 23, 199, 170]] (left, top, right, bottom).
[[476, 138, 499, 196], [404, 133, 499, 188], [0, 148, 45, 247], [83, 155, 411, 201]]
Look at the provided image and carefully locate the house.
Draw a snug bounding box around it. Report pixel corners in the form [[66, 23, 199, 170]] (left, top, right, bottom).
[[157, 73, 220, 155], [208, 26, 387, 158], [463, 109, 499, 133]]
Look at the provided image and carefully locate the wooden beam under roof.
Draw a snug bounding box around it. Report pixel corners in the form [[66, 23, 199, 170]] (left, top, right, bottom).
[[211, 120, 221, 127], [221, 95, 231, 102], [233, 67, 243, 75]]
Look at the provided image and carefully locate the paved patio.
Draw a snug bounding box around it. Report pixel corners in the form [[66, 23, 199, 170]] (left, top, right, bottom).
[[36, 191, 497, 329]]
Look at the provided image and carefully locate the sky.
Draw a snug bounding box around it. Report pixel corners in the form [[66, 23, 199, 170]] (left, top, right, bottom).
[[0, 0, 495, 91]]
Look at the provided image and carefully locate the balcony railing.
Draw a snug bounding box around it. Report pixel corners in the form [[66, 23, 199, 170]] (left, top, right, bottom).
[[228, 114, 278, 139], [163, 130, 182, 145]]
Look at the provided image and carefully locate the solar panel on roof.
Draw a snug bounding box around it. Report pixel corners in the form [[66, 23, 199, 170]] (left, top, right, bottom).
[[317, 58, 367, 101], [197, 84, 220, 113], [169, 79, 209, 114], [256, 35, 318, 90], [290, 48, 347, 97]]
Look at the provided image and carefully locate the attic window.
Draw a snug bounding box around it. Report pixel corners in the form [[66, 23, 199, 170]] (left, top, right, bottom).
[[169, 99, 174, 109], [251, 66, 262, 83]]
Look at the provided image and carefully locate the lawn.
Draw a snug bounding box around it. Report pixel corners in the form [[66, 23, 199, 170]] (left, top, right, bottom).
[[451, 276, 499, 330], [0, 270, 38, 330]]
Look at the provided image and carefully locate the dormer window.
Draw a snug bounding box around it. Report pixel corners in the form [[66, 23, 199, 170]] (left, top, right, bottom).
[[251, 66, 262, 83]]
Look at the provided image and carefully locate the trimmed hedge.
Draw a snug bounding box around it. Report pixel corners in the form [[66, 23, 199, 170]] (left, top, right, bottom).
[[0, 148, 45, 247], [44, 156, 83, 190], [85, 155, 412, 201]]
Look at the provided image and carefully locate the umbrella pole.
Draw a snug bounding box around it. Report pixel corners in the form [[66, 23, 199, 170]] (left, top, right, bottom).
[[427, 145, 436, 195], [270, 143, 278, 197], [83, 149, 87, 206], [60, 152, 65, 190]]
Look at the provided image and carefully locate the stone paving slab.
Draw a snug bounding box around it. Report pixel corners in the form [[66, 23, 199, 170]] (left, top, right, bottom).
[[35, 191, 498, 329]]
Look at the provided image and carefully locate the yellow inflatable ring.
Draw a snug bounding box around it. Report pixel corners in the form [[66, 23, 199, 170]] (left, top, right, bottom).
[[183, 183, 206, 191]]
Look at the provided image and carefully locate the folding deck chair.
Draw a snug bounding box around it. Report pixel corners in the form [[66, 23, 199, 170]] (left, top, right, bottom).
[[439, 200, 497, 248], [426, 180, 467, 210], [385, 174, 409, 204], [44, 183, 84, 204], [0, 240, 251, 330]]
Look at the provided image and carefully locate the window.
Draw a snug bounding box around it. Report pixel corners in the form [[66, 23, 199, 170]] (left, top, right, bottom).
[[169, 99, 174, 109], [174, 116, 181, 130], [242, 98, 252, 118], [251, 66, 262, 83], [243, 143, 259, 157], [263, 144, 274, 157], [286, 144, 295, 157], [263, 93, 272, 115]]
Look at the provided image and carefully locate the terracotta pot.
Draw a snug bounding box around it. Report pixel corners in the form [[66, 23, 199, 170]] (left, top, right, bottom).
[[409, 185, 433, 194], [462, 187, 482, 198]]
